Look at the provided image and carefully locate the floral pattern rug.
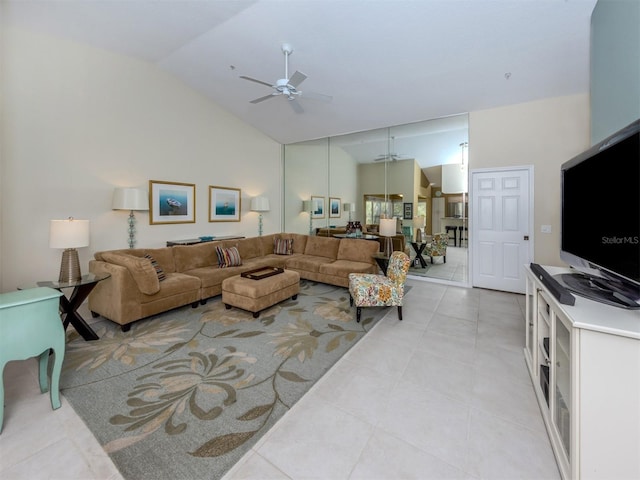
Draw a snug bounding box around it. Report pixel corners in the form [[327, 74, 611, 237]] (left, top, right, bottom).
[[60, 280, 389, 480]]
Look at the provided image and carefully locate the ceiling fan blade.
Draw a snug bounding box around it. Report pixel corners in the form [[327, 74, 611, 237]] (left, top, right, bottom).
[[302, 90, 333, 103], [240, 75, 274, 88], [288, 70, 307, 88], [289, 98, 304, 114], [250, 93, 278, 104]]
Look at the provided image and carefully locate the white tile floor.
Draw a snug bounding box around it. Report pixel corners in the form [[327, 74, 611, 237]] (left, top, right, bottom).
[[0, 279, 560, 480]]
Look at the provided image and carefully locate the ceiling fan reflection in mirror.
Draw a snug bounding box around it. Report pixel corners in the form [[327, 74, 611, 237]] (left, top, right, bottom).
[[374, 136, 409, 162], [240, 44, 332, 114]]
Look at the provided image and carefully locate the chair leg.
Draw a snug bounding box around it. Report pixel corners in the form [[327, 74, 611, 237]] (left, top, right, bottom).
[[349, 295, 353, 307], [397, 305, 403, 321], [356, 307, 361, 323], [444, 255, 446, 263]]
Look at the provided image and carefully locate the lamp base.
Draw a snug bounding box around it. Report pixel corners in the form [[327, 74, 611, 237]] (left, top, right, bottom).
[[384, 236, 394, 258], [59, 248, 82, 283], [416, 228, 422, 243]]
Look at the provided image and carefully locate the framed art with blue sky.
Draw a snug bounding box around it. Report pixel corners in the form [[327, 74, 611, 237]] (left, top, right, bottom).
[[311, 196, 325, 219], [149, 180, 195, 224], [329, 197, 341, 218], [209, 186, 241, 222]]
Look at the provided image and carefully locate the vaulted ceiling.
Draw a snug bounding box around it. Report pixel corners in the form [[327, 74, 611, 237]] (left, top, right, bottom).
[[2, 0, 597, 159]]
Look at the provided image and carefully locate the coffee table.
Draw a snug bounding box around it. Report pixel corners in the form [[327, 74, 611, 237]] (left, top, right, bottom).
[[222, 268, 300, 318]]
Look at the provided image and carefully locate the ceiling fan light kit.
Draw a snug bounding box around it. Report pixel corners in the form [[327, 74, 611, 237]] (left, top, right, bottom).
[[240, 43, 332, 113]]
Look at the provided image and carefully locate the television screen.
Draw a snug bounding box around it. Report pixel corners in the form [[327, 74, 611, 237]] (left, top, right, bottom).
[[559, 119, 640, 307]]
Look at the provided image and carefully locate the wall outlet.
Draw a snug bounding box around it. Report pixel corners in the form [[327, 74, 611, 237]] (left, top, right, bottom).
[[541, 225, 552, 234]]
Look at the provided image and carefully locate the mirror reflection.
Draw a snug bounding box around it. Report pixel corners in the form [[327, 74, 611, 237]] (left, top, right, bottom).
[[283, 114, 469, 285]]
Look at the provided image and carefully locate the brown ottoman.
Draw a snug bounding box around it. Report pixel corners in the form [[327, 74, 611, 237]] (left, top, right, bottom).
[[222, 269, 300, 318]]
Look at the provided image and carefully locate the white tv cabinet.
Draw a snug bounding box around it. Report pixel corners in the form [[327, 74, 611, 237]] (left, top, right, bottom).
[[524, 265, 639, 480]]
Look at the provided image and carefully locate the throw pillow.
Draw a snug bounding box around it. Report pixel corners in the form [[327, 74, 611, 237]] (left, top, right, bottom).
[[274, 237, 294, 255], [215, 246, 242, 268], [144, 253, 166, 281]]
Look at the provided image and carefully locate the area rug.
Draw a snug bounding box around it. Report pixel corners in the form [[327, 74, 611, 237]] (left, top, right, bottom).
[[60, 280, 390, 480]]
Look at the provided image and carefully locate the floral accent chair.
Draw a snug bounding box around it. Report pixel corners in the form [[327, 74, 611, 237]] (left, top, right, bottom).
[[424, 232, 448, 264], [348, 251, 411, 323]]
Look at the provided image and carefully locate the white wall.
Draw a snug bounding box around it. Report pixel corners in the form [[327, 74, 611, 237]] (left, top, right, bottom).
[[0, 28, 281, 291], [469, 94, 590, 266]]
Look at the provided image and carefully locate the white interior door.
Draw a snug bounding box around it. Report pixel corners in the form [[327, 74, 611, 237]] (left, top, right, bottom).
[[471, 167, 533, 293]]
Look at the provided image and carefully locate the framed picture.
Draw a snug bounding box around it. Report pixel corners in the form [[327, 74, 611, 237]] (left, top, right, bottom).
[[329, 197, 341, 218], [149, 180, 195, 225], [403, 202, 413, 220], [209, 186, 241, 222], [311, 196, 325, 219]]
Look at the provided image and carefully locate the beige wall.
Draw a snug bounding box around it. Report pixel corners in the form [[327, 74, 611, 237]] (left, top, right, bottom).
[[0, 28, 281, 291], [469, 94, 590, 266]]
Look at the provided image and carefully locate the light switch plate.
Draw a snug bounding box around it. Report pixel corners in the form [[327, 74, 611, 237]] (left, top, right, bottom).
[[541, 225, 552, 233]]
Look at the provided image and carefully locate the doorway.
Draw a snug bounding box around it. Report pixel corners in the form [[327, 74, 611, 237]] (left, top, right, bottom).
[[470, 166, 533, 294]]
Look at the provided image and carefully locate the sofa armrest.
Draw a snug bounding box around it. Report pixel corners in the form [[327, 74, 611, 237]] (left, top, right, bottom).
[[88, 260, 142, 326]]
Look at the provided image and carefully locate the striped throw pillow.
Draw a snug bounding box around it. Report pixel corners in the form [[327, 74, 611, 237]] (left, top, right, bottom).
[[144, 253, 166, 281], [215, 246, 242, 268], [274, 237, 294, 255]]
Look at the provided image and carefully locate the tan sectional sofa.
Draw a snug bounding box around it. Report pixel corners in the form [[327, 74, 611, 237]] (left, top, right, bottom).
[[88, 233, 379, 330]]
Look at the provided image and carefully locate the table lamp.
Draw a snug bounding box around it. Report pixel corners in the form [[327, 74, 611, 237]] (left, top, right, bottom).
[[413, 215, 426, 242], [302, 200, 313, 236], [112, 187, 148, 248], [379, 218, 396, 258], [49, 218, 90, 283], [343, 202, 356, 222], [250, 196, 270, 236]]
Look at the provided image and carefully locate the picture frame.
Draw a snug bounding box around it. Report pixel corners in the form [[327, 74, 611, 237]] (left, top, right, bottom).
[[329, 197, 341, 218], [311, 196, 325, 219], [149, 180, 195, 225], [403, 202, 413, 220], [209, 186, 241, 222]]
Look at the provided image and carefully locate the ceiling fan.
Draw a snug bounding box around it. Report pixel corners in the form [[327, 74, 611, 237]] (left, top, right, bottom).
[[240, 44, 332, 114], [373, 136, 408, 162]]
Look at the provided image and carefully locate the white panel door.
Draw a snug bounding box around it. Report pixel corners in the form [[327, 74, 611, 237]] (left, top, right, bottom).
[[471, 167, 532, 293]]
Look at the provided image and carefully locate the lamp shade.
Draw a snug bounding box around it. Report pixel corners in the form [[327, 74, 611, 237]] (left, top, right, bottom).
[[250, 196, 270, 212], [302, 200, 312, 212], [343, 202, 356, 212], [112, 188, 148, 211], [49, 218, 90, 248], [379, 218, 396, 237], [413, 215, 426, 228]]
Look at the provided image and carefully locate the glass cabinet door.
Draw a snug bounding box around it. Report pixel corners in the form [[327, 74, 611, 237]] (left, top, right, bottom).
[[525, 276, 536, 365], [554, 314, 571, 459]]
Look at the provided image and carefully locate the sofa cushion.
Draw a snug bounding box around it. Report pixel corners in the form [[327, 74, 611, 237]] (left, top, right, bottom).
[[144, 248, 176, 273], [304, 236, 340, 259], [144, 254, 166, 281], [336, 238, 379, 263], [101, 252, 160, 295], [319, 259, 376, 277], [285, 254, 335, 273], [234, 236, 263, 260], [274, 237, 294, 255], [216, 246, 242, 268], [172, 242, 218, 272]]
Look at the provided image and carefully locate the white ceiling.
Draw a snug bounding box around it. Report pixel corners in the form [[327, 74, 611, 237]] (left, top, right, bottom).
[[3, 0, 597, 168]]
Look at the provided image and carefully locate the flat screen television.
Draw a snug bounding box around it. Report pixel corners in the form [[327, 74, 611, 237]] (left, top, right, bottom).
[[557, 119, 640, 309]]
